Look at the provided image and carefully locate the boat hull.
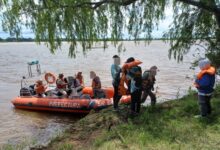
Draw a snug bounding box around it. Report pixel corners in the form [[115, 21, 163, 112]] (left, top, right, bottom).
[[12, 96, 131, 114]]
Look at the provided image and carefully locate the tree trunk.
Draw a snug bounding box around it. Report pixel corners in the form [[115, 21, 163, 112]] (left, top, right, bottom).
[[216, 13, 220, 28]]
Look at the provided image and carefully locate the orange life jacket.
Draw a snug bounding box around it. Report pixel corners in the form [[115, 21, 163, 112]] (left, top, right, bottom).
[[122, 60, 142, 70], [197, 66, 216, 80], [35, 85, 46, 94], [118, 60, 142, 95], [118, 73, 129, 95]]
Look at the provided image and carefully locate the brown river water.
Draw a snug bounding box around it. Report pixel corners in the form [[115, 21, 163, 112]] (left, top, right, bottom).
[[0, 41, 198, 148]]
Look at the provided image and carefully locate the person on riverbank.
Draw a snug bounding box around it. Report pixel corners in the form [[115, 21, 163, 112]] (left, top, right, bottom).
[[141, 66, 158, 106], [56, 73, 68, 97], [111, 55, 122, 111], [194, 59, 216, 118], [90, 71, 105, 98], [126, 57, 142, 115], [118, 57, 136, 96], [34, 80, 47, 97]]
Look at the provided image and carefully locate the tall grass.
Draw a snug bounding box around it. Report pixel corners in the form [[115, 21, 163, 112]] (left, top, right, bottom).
[[93, 85, 220, 150]]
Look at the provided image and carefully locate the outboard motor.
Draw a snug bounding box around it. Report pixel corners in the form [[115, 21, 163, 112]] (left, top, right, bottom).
[[29, 84, 36, 95], [20, 87, 32, 96], [20, 76, 32, 96]]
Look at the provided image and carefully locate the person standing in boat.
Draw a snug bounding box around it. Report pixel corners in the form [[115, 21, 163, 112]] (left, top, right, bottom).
[[56, 73, 68, 97], [141, 66, 158, 106], [76, 72, 85, 87], [90, 71, 105, 98], [111, 55, 122, 111], [34, 80, 47, 97], [194, 59, 216, 118]]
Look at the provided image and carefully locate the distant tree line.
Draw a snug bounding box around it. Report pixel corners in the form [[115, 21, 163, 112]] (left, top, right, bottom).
[[0, 37, 34, 42], [0, 37, 167, 42]]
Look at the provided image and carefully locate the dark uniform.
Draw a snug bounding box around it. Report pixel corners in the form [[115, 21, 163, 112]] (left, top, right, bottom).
[[129, 66, 142, 113], [141, 70, 156, 106]]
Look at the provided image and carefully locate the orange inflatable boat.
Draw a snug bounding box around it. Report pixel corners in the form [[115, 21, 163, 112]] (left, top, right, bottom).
[[12, 87, 131, 113]]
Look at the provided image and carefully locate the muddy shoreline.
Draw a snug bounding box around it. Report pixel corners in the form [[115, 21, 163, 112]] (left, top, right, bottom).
[[30, 105, 130, 150]]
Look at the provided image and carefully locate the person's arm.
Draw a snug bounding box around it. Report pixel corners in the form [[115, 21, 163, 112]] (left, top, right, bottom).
[[92, 79, 95, 88], [62, 81, 68, 86], [111, 65, 117, 79]]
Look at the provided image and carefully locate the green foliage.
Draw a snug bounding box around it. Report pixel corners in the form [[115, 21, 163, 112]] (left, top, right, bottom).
[[206, 51, 220, 67], [57, 143, 74, 150], [92, 93, 220, 150], [0, 141, 30, 150], [0, 0, 166, 57], [163, 0, 220, 65], [1, 0, 220, 65], [38, 87, 220, 149], [213, 83, 220, 97]]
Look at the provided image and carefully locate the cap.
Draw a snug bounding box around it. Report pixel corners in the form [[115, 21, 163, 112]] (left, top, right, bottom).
[[150, 66, 158, 71], [198, 59, 210, 70]]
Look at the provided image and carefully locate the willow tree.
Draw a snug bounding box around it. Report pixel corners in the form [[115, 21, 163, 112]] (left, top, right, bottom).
[[1, 0, 220, 66]]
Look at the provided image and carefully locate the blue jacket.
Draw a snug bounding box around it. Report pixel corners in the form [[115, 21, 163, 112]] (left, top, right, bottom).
[[195, 73, 215, 94]]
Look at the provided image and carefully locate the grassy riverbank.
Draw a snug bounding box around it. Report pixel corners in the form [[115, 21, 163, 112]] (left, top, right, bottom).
[[2, 86, 220, 150], [39, 86, 220, 150]]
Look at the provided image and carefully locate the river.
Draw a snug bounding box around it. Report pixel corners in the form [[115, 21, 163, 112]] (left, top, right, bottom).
[[0, 41, 197, 148]]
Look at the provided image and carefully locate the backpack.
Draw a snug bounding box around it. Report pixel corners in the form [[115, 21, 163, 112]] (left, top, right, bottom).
[[142, 70, 155, 90]]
